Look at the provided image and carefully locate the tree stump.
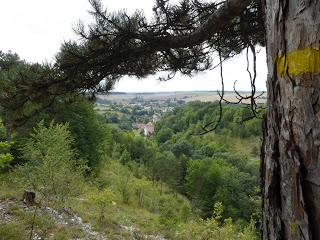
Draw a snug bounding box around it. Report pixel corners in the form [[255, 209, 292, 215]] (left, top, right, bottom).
[[22, 191, 36, 206]]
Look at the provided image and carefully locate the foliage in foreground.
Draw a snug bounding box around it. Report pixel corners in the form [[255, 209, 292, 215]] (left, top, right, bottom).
[[0, 141, 13, 171], [177, 202, 257, 240], [1, 157, 258, 240], [0, 97, 261, 239], [14, 121, 86, 205]]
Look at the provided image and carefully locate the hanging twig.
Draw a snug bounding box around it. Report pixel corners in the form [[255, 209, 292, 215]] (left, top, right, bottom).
[[221, 42, 265, 121], [198, 41, 225, 135], [196, 41, 265, 135]]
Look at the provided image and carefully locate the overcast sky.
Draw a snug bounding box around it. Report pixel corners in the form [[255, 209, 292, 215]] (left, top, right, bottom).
[[0, 0, 267, 92]]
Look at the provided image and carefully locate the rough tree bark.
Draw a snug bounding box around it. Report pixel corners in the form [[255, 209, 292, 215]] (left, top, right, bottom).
[[261, 0, 320, 239]]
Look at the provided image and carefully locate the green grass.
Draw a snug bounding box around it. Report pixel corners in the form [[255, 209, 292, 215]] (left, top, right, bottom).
[[0, 223, 27, 240], [230, 136, 261, 159], [69, 159, 188, 238], [0, 156, 258, 239]]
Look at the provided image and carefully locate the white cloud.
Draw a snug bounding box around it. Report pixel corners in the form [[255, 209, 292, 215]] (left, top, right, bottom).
[[0, 0, 267, 91]]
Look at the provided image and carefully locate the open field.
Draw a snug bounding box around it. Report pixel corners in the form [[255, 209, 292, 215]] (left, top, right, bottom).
[[97, 91, 267, 104]]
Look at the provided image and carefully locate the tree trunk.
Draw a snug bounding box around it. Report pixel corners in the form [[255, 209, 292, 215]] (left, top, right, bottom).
[[262, 0, 320, 239], [5, 122, 11, 142], [4, 111, 11, 142], [23, 191, 36, 206]]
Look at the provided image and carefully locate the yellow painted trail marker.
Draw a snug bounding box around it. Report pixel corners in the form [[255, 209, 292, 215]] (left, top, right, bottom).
[[277, 47, 320, 77]]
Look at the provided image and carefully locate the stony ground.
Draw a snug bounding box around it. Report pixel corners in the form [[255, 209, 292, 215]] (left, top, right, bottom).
[[0, 199, 106, 240], [0, 199, 166, 240]]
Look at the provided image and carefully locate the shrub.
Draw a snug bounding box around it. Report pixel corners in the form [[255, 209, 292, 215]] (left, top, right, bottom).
[[0, 141, 13, 170], [89, 188, 116, 225], [15, 121, 86, 205], [158, 196, 179, 228]]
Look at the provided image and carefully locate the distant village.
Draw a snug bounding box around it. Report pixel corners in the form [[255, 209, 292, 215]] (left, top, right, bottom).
[[95, 95, 183, 136]]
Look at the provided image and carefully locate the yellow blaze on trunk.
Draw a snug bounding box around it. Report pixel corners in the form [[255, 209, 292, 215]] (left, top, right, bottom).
[[276, 47, 320, 77]]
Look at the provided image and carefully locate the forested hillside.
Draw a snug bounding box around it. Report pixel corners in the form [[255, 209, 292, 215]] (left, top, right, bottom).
[[0, 56, 263, 238], [154, 101, 262, 220], [1, 0, 319, 236]]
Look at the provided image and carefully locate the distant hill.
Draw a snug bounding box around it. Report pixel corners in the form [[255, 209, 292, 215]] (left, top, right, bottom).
[[97, 91, 267, 104]]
